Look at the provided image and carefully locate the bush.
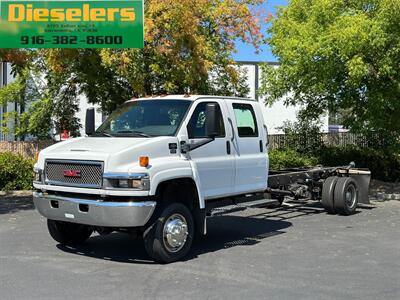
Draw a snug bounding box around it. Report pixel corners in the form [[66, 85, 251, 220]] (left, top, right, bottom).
[[318, 146, 400, 182], [269, 149, 318, 170], [269, 146, 400, 182], [0, 152, 35, 191], [278, 114, 325, 155]]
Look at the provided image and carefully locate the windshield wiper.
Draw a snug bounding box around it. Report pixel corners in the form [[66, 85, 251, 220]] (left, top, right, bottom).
[[114, 130, 152, 138]]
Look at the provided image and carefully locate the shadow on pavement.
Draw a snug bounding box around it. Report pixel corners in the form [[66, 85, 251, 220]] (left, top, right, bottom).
[[187, 215, 291, 260], [57, 214, 293, 264], [57, 234, 154, 264], [54, 201, 373, 263], [0, 196, 34, 215], [248, 201, 329, 221]]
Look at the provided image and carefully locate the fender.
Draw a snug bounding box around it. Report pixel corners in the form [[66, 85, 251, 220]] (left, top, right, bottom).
[[150, 167, 205, 209]]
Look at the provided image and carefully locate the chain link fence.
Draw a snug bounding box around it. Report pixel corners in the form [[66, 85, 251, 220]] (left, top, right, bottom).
[[0, 141, 55, 158], [268, 132, 386, 151]]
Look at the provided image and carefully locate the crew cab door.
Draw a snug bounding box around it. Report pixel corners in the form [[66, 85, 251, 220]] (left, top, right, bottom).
[[185, 100, 235, 198], [227, 101, 267, 194]]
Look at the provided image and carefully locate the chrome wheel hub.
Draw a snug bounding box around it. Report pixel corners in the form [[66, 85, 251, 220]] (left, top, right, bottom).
[[163, 213, 188, 253]]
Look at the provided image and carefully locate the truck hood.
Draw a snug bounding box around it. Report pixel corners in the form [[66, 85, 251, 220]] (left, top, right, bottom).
[[38, 136, 180, 172], [48, 137, 151, 154]]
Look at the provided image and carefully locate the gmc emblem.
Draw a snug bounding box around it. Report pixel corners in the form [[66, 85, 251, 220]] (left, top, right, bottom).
[[63, 170, 81, 178]]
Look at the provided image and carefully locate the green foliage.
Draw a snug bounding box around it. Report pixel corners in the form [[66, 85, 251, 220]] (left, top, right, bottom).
[[0, 152, 34, 191], [51, 83, 82, 137], [1, 1, 265, 114], [269, 148, 318, 170], [260, 0, 400, 138], [0, 80, 24, 106], [18, 98, 53, 140], [95, 0, 262, 107], [0, 66, 82, 140], [0, 0, 265, 135], [278, 112, 324, 154], [269, 146, 400, 182], [318, 146, 400, 182]]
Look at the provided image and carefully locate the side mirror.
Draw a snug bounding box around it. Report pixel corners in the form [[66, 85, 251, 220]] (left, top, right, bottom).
[[85, 108, 95, 136], [205, 103, 219, 138]]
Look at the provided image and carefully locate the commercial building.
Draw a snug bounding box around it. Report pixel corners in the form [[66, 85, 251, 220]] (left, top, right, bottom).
[[237, 61, 329, 134]]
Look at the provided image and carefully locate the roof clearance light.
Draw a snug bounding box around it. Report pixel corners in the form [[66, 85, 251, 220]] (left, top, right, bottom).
[[139, 156, 149, 167]]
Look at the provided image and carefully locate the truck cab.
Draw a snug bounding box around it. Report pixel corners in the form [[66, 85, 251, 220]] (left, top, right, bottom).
[[33, 95, 269, 262]]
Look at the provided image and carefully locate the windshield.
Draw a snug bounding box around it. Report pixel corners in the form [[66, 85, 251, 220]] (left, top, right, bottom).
[[94, 100, 192, 137]]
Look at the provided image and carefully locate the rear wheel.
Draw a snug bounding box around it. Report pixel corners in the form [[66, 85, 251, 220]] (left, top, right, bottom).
[[321, 176, 339, 214], [47, 219, 93, 246], [143, 202, 194, 263], [334, 177, 359, 215]]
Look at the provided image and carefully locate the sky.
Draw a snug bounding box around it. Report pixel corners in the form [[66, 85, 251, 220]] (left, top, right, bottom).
[[233, 0, 288, 63]]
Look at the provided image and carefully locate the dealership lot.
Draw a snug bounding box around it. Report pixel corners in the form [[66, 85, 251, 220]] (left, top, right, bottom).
[[0, 197, 399, 300]]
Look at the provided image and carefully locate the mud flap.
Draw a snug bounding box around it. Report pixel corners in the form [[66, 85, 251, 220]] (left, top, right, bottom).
[[349, 170, 371, 204], [193, 208, 207, 236]]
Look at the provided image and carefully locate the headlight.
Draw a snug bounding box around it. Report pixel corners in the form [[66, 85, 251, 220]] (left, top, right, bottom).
[[131, 179, 143, 189], [118, 179, 145, 189], [118, 179, 130, 188], [103, 173, 150, 190]]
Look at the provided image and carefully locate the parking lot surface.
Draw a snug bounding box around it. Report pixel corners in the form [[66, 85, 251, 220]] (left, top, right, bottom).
[[0, 197, 399, 300]]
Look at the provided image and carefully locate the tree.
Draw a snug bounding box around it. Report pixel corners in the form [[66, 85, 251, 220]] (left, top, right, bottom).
[[98, 0, 265, 103], [260, 0, 400, 138], [0, 66, 81, 140], [0, 1, 267, 139], [0, 68, 53, 140], [1, 0, 266, 114]]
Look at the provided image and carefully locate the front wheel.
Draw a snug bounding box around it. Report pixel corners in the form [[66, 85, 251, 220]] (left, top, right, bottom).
[[47, 219, 93, 246], [143, 203, 194, 263]]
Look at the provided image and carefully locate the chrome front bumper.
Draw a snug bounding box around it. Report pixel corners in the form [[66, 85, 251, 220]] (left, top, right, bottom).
[[33, 192, 157, 227]]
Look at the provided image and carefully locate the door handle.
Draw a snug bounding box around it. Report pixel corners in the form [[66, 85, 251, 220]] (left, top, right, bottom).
[[259, 140, 263, 153], [226, 141, 231, 155]]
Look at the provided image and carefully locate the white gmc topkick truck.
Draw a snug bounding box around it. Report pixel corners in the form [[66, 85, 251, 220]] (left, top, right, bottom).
[[33, 95, 371, 263]]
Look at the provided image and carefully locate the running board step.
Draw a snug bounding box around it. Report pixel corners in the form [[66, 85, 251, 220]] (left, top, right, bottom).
[[211, 199, 279, 217]]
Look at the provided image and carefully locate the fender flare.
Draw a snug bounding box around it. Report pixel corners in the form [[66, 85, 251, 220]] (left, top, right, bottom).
[[149, 167, 205, 209]]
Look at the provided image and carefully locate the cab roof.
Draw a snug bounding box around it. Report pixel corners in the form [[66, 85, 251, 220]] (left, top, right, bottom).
[[126, 95, 257, 103]]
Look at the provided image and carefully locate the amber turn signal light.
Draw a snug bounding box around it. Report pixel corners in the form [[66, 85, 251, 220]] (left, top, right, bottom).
[[139, 156, 149, 167]]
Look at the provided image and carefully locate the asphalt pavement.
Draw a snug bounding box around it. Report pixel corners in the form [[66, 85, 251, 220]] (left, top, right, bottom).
[[0, 197, 399, 300]]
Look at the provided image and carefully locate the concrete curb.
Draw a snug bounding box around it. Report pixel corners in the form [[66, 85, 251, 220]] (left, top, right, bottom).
[[369, 180, 400, 201], [0, 190, 32, 198], [370, 193, 400, 201]]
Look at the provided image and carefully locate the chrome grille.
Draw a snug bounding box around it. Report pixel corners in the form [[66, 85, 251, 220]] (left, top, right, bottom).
[[45, 160, 103, 188]]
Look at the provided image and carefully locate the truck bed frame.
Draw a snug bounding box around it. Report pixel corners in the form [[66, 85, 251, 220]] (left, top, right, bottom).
[[206, 163, 371, 216], [267, 164, 371, 205]]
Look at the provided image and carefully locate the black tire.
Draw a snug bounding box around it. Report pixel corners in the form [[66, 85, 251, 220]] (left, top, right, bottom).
[[334, 177, 359, 216], [321, 176, 339, 214], [47, 219, 93, 246], [143, 202, 194, 263]]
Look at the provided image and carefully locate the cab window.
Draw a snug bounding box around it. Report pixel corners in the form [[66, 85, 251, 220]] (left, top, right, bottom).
[[188, 102, 225, 139], [95, 100, 191, 137], [232, 103, 259, 137]]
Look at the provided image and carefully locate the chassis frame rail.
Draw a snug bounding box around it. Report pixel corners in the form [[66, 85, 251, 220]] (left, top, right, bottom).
[[267, 164, 371, 204]]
